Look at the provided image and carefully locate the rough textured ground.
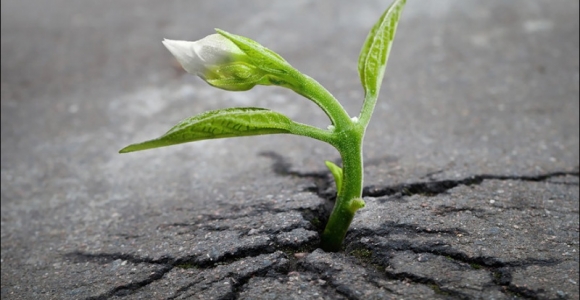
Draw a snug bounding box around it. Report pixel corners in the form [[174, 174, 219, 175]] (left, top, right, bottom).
[[2, 1, 578, 299]]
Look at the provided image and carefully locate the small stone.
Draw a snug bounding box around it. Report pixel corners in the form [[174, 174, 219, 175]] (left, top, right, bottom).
[[557, 291, 567, 297]]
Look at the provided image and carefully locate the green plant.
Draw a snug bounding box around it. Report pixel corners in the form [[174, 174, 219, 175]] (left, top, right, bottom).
[[120, 0, 406, 252]]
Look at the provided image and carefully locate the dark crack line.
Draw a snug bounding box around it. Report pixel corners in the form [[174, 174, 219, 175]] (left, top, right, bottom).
[[294, 264, 357, 300], [344, 249, 480, 300], [260, 151, 579, 233], [84, 265, 173, 300], [503, 283, 549, 300], [333, 283, 368, 300], [297, 253, 470, 300], [384, 271, 472, 300], [177, 243, 279, 269], [489, 267, 554, 299], [170, 254, 289, 300], [166, 271, 267, 300], [295, 251, 406, 300], [228, 273, 271, 300], [66, 252, 177, 300], [165, 278, 204, 300], [260, 151, 578, 200], [348, 224, 562, 269], [343, 234, 562, 300], [406, 243, 560, 269], [288, 268, 350, 300], [69, 245, 278, 299], [342, 257, 413, 300], [363, 171, 580, 198]]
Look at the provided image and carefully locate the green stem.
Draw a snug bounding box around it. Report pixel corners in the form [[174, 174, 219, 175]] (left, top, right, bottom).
[[287, 71, 352, 130], [321, 124, 365, 252], [287, 121, 334, 144], [358, 93, 378, 128]]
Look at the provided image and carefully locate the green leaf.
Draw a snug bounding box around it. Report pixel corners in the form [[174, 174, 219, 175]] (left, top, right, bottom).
[[216, 29, 292, 76], [325, 160, 343, 196], [348, 198, 366, 214], [358, 0, 406, 98], [119, 108, 294, 153]]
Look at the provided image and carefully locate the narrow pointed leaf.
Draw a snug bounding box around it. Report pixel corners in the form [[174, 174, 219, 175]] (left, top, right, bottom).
[[325, 160, 343, 196], [120, 108, 294, 153], [358, 0, 406, 98]]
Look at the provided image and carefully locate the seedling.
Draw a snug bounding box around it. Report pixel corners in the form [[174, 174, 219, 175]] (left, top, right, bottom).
[[120, 0, 406, 251]]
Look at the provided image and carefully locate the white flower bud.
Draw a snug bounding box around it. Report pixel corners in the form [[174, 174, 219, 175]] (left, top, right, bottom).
[[162, 34, 246, 79], [162, 31, 304, 91]]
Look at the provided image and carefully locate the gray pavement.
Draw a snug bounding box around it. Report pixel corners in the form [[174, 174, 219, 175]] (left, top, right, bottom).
[[2, 0, 579, 299]]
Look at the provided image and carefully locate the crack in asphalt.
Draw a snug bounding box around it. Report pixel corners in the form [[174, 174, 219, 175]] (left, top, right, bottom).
[[383, 271, 472, 300], [85, 265, 174, 300], [345, 224, 563, 299], [363, 171, 579, 198], [69, 153, 577, 299], [70, 251, 282, 300], [261, 150, 578, 201], [69, 232, 317, 299]]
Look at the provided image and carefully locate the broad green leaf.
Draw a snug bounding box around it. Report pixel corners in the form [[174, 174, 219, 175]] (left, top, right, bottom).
[[358, 0, 406, 98], [325, 160, 343, 196], [119, 107, 294, 153]]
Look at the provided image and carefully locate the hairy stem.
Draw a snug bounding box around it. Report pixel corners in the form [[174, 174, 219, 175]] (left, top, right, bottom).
[[321, 124, 365, 251], [287, 70, 352, 130]]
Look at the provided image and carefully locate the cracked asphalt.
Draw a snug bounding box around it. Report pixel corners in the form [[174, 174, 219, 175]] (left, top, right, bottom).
[[2, 0, 578, 299]]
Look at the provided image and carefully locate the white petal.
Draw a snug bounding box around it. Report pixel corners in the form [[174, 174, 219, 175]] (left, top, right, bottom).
[[192, 34, 244, 64], [162, 39, 205, 75]]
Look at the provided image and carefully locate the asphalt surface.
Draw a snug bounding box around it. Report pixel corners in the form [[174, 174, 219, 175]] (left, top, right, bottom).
[[2, 0, 579, 299]]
